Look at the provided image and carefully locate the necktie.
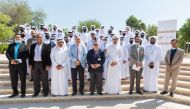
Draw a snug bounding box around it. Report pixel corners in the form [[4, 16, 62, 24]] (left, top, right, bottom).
[[14, 43, 20, 59], [95, 51, 98, 58]]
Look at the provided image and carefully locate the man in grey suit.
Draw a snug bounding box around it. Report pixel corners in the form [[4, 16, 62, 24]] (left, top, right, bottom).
[[26, 30, 36, 81], [69, 35, 87, 96], [160, 39, 184, 97], [26, 30, 37, 51], [129, 35, 144, 95]]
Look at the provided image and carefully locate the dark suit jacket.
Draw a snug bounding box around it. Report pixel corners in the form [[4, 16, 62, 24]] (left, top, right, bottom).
[[6, 42, 28, 67], [87, 49, 105, 73], [29, 43, 51, 69]]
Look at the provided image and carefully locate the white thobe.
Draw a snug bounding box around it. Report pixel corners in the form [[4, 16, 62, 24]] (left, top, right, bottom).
[[99, 40, 106, 51], [107, 35, 113, 46], [104, 44, 122, 94], [99, 30, 106, 36], [121, 45, 129, 78], [141, 38, 149, 47], [25, 30, 32, 41], [143, 44, 162, 91], [67, 37, 75, 47], [51, 30, 58, 36], [124, 32, 134, 45], [86, 40, 94, 51], [127, 44, 133, 55], [80, 32, 90, 44], [85, 40, 95, 80], [50, 47, 71, 95]]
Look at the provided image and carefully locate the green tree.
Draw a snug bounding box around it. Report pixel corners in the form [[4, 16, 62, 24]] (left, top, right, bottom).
[[0, 0, 32, 25], [77, 19, 101, 32], [30, 9, 47, 27], [179, 18, 190, 49], [146, 24, 157, 37], [63, 28, 68, 37], [0, 13, 15, 53], [126, 15, 146, 31]]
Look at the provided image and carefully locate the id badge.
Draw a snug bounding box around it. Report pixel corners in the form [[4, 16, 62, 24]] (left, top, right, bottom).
[[98, 58, 101, 61]]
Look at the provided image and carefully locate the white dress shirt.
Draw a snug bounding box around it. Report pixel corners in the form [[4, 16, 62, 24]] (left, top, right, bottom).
[[34, 44, 42, 61]]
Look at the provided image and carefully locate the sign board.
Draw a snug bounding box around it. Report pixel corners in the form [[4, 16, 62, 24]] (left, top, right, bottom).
[[157, 19, 177, 60]]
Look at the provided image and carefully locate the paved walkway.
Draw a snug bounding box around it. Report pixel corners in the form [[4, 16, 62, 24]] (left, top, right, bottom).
[[0, 99, 189, 109]]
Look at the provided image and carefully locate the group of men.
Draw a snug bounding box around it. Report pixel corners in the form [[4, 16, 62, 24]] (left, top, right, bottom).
[[6, 24, 184, 98]]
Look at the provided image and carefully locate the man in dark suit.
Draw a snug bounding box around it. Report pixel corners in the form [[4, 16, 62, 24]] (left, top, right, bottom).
[[29, 33, 51, 97], [6, 33, 28, 98], [87, 40, 105, 95]]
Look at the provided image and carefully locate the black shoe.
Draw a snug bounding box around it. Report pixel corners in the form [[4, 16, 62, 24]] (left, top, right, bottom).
[[9, 93, 19, 98], [20, 94, 26, 98], [136, 91, 143, 95], [160, 91, 168, 95], [129, 90, 133, 95], [29, 78, 33, 81], [64, 94, 68, 96], [170, 93, 174, 97], [43, 94, 48, 97], [143, 90, 148, 92], [48, 79, 51, 81], [90, 92, 94, 95], [97, 92, 103, 95], [52, 95, 56, 97], [153, 91, 157, 93], [72, 93, 76, 96], [32, 93, 39, 97], [80, 92, 84, 95]]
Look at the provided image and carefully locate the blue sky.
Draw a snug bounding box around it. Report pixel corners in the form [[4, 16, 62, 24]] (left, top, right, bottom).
[[28, 0, 190, 30]]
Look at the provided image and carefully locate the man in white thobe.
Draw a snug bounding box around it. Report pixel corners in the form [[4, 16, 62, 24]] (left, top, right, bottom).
[[124, 26, 134, 45], [51, 25, 58, 37], [104, 35, 122, 94], [121, 43, 130, 79], [56, 28, 64, 40], [102, 37, 108, 79], [99, 25, 106, 36], [80, 26, 90, 45], [87, 32, 99, 51], [143, 36, 162, 92], [98, 34, 106, 51], [127, 38, 134, 54], [50, 38, 71, 96], [86, 32, 98, 80], [140, 31, 149, 47], [67, 31, 75, 48]]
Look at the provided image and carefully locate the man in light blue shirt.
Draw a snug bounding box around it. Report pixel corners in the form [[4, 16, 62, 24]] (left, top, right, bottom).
[[69, 34, 87, 96]]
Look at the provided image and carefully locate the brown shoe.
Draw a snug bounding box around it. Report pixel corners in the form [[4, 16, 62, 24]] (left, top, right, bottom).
[[160, 91, 168, 95]]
